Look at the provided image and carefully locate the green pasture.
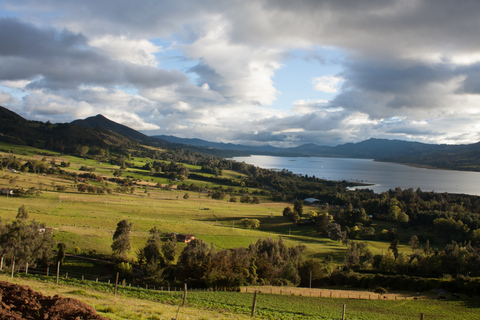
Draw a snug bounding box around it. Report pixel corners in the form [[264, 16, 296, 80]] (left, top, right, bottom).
[[4, 273, 480, 320], [0, 143, 397, 264]]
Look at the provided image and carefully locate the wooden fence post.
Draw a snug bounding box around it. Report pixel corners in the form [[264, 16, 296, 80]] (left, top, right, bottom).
[[182, 283, 187, 306], [46, 266, 49, 277], [25, 262, 28, 274], [0, 256, 3, 271], [56, 261, 60, 285], [342, 304, 346, 320], [251, 290, 258, 318], [114, 272, 119, 296], [420, 313, 424, 320], [11, 257, 15, 278]]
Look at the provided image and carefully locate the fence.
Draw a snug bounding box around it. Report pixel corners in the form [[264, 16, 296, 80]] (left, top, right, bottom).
[[0, 259, 430, 320], [243, 286, 423, 301]]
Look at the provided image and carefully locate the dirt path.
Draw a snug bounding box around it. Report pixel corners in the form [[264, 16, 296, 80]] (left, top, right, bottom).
[[243, 285, 425, 300]]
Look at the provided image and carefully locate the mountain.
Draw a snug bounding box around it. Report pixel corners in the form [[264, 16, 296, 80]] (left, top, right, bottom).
[[154, 135, 279, 153], [71, 114, 243, 157], [2, 105, 480, 171], [72, 114, 145, 140], [0, 106, 140, 154], [152, 134, 480, 171]]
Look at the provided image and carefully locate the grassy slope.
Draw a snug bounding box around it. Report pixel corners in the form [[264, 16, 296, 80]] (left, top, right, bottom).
[[0, 142, 402, 263], [2, 274, 479, 320]]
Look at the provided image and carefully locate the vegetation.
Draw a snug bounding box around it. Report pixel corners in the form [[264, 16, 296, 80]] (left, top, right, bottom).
[[3, 274, 480, 320], [2, 107, 480, 317]]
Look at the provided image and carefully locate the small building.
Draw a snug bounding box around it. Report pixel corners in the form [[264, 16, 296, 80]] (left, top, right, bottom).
[[169, 233, 195, 243], [304, 198, 320, 204], [0, 188, 13, 196]]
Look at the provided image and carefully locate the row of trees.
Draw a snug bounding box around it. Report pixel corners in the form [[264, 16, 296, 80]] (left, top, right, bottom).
[[111, 221, 305, 288], [342, 238, 480, 277], [0, 207, 56, 271]]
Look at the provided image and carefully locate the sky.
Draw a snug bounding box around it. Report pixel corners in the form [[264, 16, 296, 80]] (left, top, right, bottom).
[[1, 0, 480, 147]]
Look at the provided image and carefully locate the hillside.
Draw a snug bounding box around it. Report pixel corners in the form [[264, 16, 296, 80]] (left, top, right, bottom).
[[0, 106, 141, 156], [3, 105, 480, 171]]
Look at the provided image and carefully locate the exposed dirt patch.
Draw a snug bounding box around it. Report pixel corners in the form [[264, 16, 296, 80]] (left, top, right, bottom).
[[0, 280, 109, 320]]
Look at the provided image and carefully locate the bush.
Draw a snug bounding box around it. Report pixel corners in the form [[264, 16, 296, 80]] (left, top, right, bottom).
[[242, 218, 260, 229]]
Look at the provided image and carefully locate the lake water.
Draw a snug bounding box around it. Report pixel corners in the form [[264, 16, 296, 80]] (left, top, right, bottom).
[[231, 155, 480, 195]]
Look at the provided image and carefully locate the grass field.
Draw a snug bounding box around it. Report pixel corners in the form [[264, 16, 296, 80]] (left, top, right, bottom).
[[0, 144, 407, 264], [1, 142, 479, 319], [2, 274, 479, 320]]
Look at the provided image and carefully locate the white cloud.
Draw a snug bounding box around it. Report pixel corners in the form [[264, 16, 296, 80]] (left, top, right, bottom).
[[3, 1, 480, 147], [89, 35, 162, 66], [312, 76, 343, 93], [0, 89, 15, 105]]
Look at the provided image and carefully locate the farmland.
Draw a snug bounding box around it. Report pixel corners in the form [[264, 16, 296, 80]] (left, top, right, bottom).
[[1, 141, 480, 319], [0, 142, 398, 262], [3, 274, 480, 320]]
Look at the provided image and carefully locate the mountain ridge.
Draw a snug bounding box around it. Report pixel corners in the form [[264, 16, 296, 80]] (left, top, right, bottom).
[[2, 105, 480, 171]]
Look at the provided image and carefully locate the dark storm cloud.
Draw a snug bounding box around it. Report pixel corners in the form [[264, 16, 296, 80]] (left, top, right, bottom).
[[342, 59, 454, 95], [457, 63, 480, 94], [0, 18, 187, 90], [3, 1, 480, 146]]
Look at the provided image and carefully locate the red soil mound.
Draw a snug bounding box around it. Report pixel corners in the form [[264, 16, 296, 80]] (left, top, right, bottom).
[[0, 281, 109, 320]]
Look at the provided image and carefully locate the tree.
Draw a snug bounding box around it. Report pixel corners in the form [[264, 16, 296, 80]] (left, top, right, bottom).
[[0, 220, 55, 270], [113, 169, 123, 177], [315, 212, 332, 235], [137, 227, 166, 284], [111, 220, 132, 259], [397, 212, 410, 227], [409, 235, 419, 252], [242, 218, 260, 229], [293, 200, 304, 217], [327, 223, 344, 241], [161, 237, 177, 264], [283, 207, 293, 217], [115, 262, 133, 279], [177, 238, 214, 286], [389, 239, 400, 259], [388, 205, 401, 221], [343, 242, 360, 269], [16, 205, 28, 220], [77, 184, 87, 193], [56, 243, 66, 265]]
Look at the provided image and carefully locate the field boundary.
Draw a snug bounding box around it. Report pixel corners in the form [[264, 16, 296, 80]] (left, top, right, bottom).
[[243, 285, 425, 300]]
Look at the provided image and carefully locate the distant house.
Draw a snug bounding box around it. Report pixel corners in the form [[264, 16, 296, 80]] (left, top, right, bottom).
[[304, 198, 320, 204], [169, 233, 195, 243], [0, 188, 13, 196]]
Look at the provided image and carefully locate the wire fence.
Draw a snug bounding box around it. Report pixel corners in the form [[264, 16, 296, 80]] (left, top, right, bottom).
[[0, 261, 435, 320]]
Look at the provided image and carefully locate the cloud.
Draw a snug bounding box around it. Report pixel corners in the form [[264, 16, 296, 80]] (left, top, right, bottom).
[[0, 18, 188, 91], [0, 89, 16, 105], [89, 35, 162, 66], [2, 1, 480, 147], [312, 76, 343, 93]]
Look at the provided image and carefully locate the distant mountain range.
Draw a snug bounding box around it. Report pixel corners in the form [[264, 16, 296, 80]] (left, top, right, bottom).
[[156, 134, 480, 171], [1, 106, 480, 171]]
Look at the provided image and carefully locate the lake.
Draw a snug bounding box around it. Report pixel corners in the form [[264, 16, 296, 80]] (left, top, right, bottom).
[[231, 155, 480, 195]]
